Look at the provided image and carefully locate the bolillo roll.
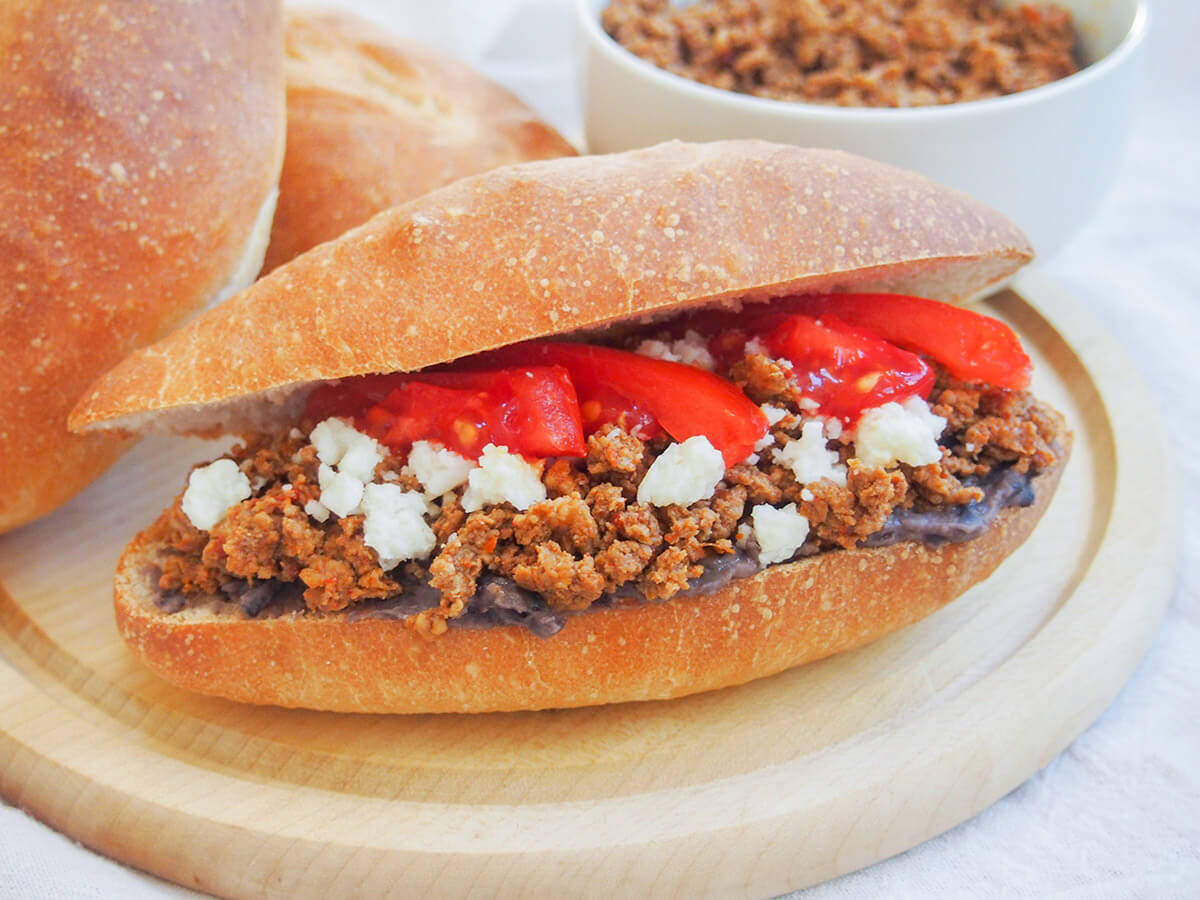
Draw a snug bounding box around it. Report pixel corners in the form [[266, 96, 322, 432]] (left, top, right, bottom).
[[0, 0, 286, 533], [262, 8, 577, 272], [71, 141, 1070, 713]]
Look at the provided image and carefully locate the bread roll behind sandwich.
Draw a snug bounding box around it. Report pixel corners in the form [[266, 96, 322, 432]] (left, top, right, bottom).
[[0, 0, 286, 533], [262, 9, 577, 272], [71, 141, 1069, 713]]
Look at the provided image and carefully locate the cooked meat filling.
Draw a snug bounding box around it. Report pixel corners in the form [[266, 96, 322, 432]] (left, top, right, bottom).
[[602, 0, 1079, 108], [150, 355, 1065, 637]]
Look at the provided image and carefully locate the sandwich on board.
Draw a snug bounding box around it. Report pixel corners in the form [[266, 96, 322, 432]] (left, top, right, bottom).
[[71, 141, 1070, 714]]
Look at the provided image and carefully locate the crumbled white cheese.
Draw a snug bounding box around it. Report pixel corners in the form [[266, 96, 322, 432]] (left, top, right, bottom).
[[360, 483, 436, 570], [310, 417, 384, 482], [318, 463, 364, 518], [304, 499, 330, 523], [338, 442, 383, 484], [745, 337, 770, 357], [461, 444, 546, 512], [637, 339, 674, 362], [751, 503, 811, 566], [762, 403, 788, 426], [635, 329, 716, 370], [181, 459, 252, 531], [676, 333, 717, 370], [637, 435, 726, 507], [301, 417, 390, 523], [852, 396, 947, 469], [773, 420, 847, 487], [753, 403, 789, 452], [822, 416, 843, 440], [309, 417, 352, 464], [404, 440, 477, 498]]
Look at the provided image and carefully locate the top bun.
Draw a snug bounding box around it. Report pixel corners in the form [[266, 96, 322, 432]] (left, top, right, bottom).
[[0, 0, 286, 533], [70, 140, 1032, 438], [261, 9, 577, 272]]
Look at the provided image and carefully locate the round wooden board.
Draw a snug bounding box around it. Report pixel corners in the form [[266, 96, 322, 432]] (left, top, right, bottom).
[[0, 271, 1176, 899]]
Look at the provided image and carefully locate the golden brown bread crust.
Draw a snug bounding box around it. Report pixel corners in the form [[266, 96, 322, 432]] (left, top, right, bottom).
[[113, 454, 1067, 713], [263, 9, 577, 272], [71, 140, 1033, 437], [0, 0, 286, 533]]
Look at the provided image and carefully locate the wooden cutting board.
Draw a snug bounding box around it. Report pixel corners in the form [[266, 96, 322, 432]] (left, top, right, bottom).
[[0, 271, 1175, 899]]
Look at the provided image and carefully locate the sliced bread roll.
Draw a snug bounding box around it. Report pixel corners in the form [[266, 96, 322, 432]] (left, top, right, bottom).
[[69, 141, 1062, 714]]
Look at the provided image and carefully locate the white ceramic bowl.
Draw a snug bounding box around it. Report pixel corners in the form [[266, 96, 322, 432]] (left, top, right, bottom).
[[578, 0, 1147, 260]]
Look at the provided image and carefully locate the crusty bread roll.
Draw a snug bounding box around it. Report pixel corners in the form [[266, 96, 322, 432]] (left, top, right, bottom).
[[261, 9, 577, 272], [0, 0, 286, 534], [114, 459, 1065, 713], [71, 141, 1031, 437], [69, 141, 1060, 714]]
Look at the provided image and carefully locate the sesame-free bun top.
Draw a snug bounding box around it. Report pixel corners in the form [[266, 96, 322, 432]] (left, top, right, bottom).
[[71, 141, 1032, 437], [0, 0, 286, 533], [261, 9, 577, 273]]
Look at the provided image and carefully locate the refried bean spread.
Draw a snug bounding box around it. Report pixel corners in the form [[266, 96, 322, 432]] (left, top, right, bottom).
[[601, 0, 1079, 107]]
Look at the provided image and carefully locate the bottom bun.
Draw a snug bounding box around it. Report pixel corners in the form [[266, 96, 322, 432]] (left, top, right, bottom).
[[114, 459, 1066, 714]]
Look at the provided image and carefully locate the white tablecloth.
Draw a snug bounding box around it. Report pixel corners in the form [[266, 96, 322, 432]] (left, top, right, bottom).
[[2, 1, 1196, 897]]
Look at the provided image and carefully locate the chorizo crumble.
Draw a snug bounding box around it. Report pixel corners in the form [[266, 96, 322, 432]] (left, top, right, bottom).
[[150, 346, 1066, 637], [601, 0, 1079, 108]]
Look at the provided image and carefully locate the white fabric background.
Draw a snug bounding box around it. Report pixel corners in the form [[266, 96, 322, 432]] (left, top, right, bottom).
[[2, 1, 1196, 897]]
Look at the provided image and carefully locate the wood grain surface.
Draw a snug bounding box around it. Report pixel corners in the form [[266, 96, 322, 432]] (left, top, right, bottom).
[[0, 272, 1175, 899]]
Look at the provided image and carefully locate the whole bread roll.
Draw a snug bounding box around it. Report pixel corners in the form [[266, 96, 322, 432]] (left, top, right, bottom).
[[261, 8, 577, 272], [0, 0, 286, 534]]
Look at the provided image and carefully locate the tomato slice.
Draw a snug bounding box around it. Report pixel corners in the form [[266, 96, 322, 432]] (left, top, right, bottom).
[[677, 292, 1031, 390], [304, 372, 403, 423], [303, 366, 586, 459], [466, 342, 767, 467], [575, 382, 662, 441], [779, 294, 1031, 390], [762, 315, 935, 423]]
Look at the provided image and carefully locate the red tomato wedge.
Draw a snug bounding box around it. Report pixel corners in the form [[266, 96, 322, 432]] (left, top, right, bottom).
[[762, 315, 935, 423], [303, 372, 402, 424], [303, 366, 586, 459], [465, 342, 768, 467], [778, 294, 1031, 390], [574, 382, 662, 441], [677, 292, 1031, 390]]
